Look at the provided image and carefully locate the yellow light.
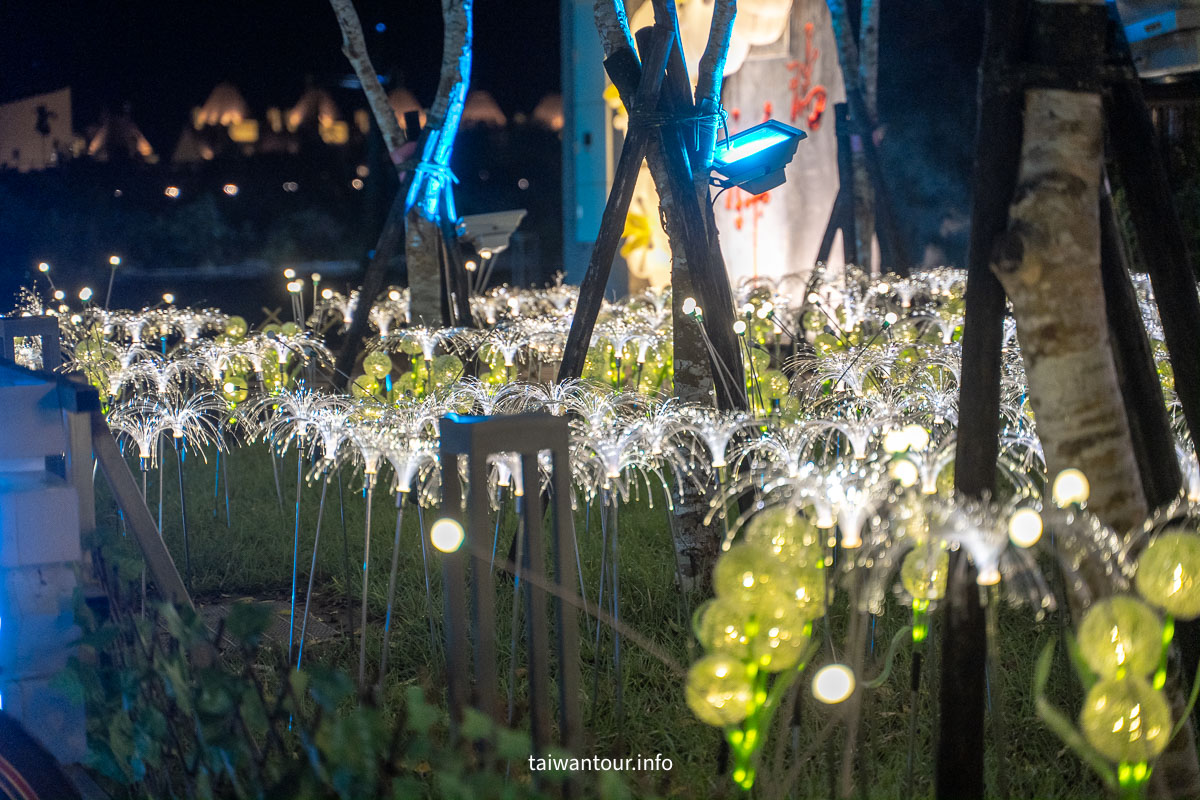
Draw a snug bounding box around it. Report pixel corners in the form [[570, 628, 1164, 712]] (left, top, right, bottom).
[[1052, 469, 1090, 507], [223, 183, 239, 196], [902, 424, 930, 451], [351, 178, 364, 190], [287, 281, 303, 294], [431, 518, 465, 553], [284, 268, 296, 279], [322, 288, 334, 300], [162, 293, 175, 304], [78, 287, 93, 302], [890, 459, 919, 488], [976, 566, 1001, 586], [465, 260, 478, 272], [311, 272, 321, 283], [387, 289, 401, 301], [53, 290, 64, 300], [228, 119, 259, 143], [883, 429, 909, 454], [223, 382, 236, 393], [164, 186, 180, 198], [813, 664, 855, 704], [1008, 508, 1043, 548], [37, 262, 50, 273], [108, 255, 121, 266]]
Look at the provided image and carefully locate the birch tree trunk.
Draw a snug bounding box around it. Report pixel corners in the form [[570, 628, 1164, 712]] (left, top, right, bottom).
[[990, 87, 1147, 532], [594, 0, 732, 592], [329, 0, 407, 161], [407, 0, 473, 325], [329, 0, 410, 386]]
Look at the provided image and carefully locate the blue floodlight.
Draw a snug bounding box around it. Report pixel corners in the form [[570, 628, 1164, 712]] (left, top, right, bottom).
[[710, 120, 807, 195]]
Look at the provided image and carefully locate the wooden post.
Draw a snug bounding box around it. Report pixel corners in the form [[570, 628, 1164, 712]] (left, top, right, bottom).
[[91, 411, 192, 608], [817, 103, 859, 266], [1098, 177, 1182, 509], [557, 26, 674, 382], [1103, 6, 1200, 453], [940, 2, 1032, 798], [825, 0, 911, 274]]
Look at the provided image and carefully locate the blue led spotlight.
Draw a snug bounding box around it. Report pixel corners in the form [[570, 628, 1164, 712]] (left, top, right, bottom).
[[711, 120, 807, 195]]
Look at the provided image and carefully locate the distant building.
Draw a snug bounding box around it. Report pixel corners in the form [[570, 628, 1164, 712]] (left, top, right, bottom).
[[0, 88, 74, 172]]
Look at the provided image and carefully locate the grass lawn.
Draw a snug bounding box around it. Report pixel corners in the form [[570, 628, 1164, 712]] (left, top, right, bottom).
[[92, 443, 1107, 799]]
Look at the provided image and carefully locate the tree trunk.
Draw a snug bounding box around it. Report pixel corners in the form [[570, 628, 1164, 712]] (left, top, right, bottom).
[[407, 0, 473, 324], [991, 86, 1146, 531], [406, 210, 445, 327], [328, 0, 411, 387], [329, 0, 407, 161]]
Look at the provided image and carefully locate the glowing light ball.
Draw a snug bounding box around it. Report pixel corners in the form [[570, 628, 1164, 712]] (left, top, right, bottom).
[[743, 505, 820, 560], [714, 542, 780, 603], [225, 316, 248, 339], [1052, 468, 1090, 507], [430, 518, 464, 554], [1136, 531, 1200, 620], [883, 429, 910, 454], [902, 424, 930, 451], [1077, 596, 1163, 679], [221, 376, 248, 403], [812, 664, 855, 704], [750, 601, 812, 671], [686, 654, 756, 727], [1008, 508, 1043, 548], [1080, 677, 1170, 764], [694, 599, 752, 660], [889, 458, 919, 488], [350, 375, 379, 398], [363, 351, 393, 379], [900, 543, 949, 601], [783, 566, 826, 621]]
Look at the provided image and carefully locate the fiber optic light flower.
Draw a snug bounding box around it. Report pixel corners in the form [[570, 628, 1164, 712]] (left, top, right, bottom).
[[1077, 596, 1163, 679]]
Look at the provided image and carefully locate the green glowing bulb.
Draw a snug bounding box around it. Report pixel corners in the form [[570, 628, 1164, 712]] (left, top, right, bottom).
[[1136, 530, 1200, 620], [714, 542, 781, 604], [1077, 596, 1163, 679], [225, 316, 248, 339], [694, 598, 752, 660], [1080, 676, 1170, 764], [363, 351, 393, 379], [685, 654, 755, 727], [900, 542, 949, 602], [749, 600, 811, 672]]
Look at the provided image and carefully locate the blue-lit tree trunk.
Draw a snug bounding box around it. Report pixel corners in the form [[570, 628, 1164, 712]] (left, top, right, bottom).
[[407, 0, 473, 325]]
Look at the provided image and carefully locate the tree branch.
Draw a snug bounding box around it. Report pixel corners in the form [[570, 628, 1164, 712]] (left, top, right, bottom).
[[593, 0, 638, 61], [328, 0, 407, 164]]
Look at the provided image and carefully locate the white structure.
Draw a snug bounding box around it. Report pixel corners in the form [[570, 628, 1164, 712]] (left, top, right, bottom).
[[0, 357, 93, 765], [0, 88, 73, 172]]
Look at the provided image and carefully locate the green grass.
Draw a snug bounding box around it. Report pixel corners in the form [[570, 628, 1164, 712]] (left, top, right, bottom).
[[93, 444, 1107, 799]]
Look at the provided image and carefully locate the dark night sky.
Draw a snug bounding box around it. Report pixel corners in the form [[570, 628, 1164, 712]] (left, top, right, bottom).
[[0, 0, 561, 149]]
